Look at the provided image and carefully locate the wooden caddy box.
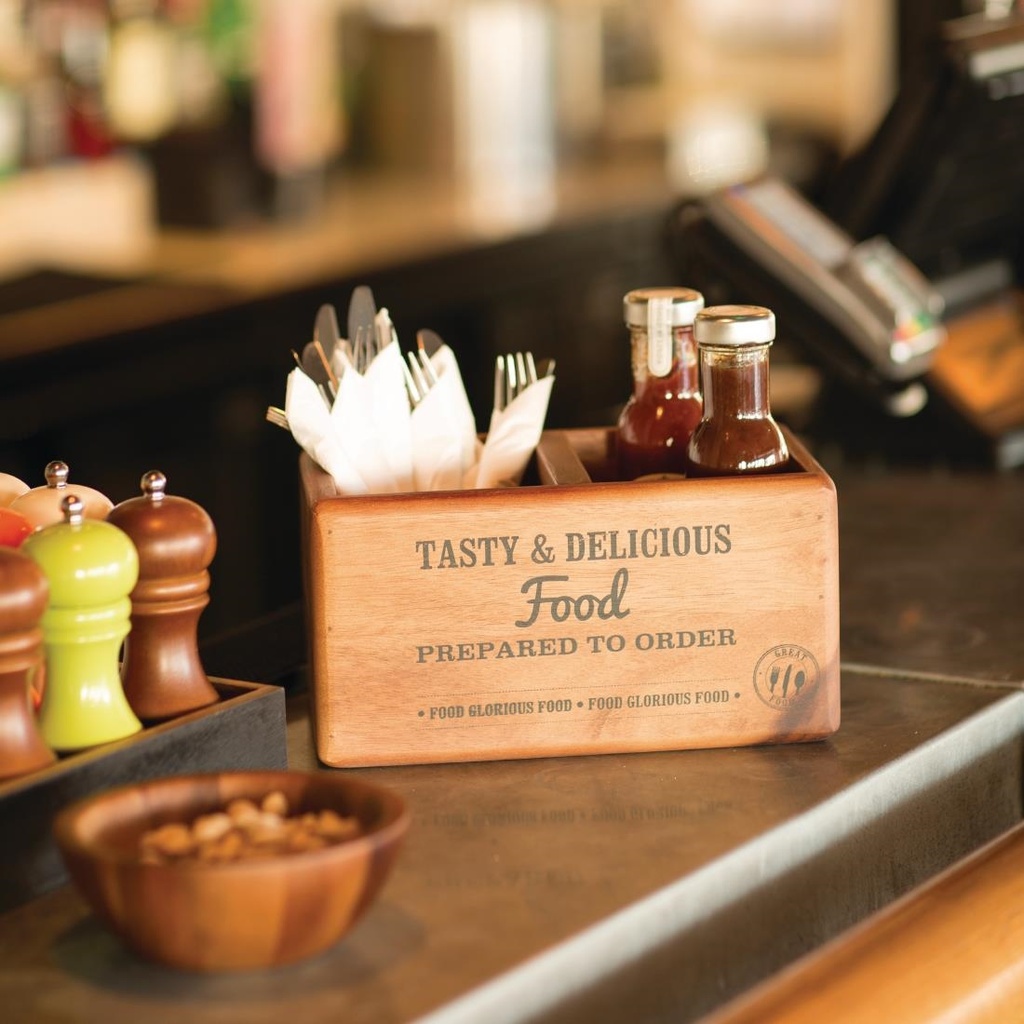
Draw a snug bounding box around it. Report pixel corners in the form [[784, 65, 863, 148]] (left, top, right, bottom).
[[300, 428, 840, 767]]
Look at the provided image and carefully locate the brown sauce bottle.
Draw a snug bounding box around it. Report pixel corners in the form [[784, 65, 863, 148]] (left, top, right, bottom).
[[685, 305, 790, 478], [616, 287, 704, 479]]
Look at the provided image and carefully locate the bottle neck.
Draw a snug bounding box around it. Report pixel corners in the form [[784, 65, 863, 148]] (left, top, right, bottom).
[[699, 344, 772, 419], [630, 325, 698, 395]]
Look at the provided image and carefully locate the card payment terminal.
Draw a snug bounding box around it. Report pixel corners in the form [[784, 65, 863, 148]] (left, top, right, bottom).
[[670, 176, 947, 416]]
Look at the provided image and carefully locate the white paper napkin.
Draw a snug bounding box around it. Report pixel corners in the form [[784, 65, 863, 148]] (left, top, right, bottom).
[[364, 332, 415, 491], [330, 343, 411, 494], [284, 368, 368, 494], [410, 344, 480, 491], [282, 300, 554, 494], [470, 374, 555, 489]]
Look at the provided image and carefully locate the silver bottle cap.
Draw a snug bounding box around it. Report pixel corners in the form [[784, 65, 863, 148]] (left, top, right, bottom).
[[623, 287, 704, 328], [695, 305, 776, 346]]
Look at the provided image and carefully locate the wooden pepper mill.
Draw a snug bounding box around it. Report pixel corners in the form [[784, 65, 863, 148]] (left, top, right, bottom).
[[10, 460, 113, 529], [0, 548, 55, 779], [21, 494, 141, 753], [107, 470, 219, 721]]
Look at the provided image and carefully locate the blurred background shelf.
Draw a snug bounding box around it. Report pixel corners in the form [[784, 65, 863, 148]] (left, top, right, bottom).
[[0, 0, 1015, 646]]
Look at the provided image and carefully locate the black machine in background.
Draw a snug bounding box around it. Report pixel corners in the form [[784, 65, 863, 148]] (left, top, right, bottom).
[[669, 9, 1024, 468], [824, 9, 1024, 304]]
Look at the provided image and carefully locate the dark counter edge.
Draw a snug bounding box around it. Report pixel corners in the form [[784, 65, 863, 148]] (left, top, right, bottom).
[[417, 689, 1024, 1024]]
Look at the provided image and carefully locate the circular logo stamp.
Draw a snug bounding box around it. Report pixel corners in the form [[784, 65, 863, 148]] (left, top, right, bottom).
[[753, 645, 820, 710]]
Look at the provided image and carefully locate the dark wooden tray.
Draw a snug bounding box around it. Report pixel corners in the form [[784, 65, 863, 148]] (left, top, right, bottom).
[[0, 678, 287, 911]]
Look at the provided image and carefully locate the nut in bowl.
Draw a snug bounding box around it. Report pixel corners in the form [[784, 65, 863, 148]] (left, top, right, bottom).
[[52, 770, 409, 973]]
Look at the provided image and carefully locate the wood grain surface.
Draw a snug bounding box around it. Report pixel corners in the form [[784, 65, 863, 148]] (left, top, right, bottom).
[[703, 818, 1024, 1023], [301, 427, 840, 766], [930, 292, 1024, 439], [52, 769, 409, 972]]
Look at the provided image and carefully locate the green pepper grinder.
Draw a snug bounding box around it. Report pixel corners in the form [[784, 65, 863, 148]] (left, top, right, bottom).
[[22, 494, 142, 753]]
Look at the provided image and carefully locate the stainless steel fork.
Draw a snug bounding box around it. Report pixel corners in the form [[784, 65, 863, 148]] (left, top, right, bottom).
[[404, 330, 443, 406], [493, 351, 541, 412]]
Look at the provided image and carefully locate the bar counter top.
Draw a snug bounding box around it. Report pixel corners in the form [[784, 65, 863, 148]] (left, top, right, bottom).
[[0, 670, 1020, 1024], [1, 464, 1022, 1024]]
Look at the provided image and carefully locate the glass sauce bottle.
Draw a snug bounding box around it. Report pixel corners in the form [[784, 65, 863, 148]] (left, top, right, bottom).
[[616, 287, 704, 480], [685, 305, 790, 477]]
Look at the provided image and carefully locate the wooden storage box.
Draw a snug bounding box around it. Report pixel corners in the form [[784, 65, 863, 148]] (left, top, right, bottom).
[[300, 428, 840, 767]]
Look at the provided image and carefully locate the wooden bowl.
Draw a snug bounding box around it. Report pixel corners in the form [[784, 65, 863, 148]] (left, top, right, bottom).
[[52, 770, 409, 972]]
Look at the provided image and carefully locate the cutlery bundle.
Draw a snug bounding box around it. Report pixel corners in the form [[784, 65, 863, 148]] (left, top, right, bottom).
[[269, 285, 555, 494]]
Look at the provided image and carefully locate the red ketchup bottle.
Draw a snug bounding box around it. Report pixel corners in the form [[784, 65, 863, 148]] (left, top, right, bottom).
[[685, 305, 790, 477], [616, 287, 704, 480]]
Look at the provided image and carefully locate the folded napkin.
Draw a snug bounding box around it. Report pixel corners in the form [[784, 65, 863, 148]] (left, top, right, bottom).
[[410, 343, 479, 491], [470, 374, 555, 489], [284, 368, 368, 494], [278, 291, 554, 494]]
